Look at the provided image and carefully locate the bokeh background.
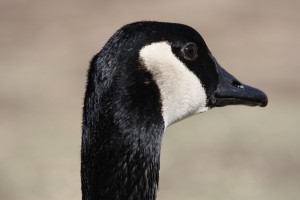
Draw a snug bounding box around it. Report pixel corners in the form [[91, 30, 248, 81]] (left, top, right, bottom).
[[1, 0, 299, 200]]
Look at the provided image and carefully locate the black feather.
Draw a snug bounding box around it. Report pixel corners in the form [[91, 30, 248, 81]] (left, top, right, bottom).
[[81, 21, 219, 200]]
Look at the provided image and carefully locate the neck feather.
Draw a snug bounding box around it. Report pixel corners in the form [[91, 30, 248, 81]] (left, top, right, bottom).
[[81, 121, 163, 200], [81, 56, 164, 200]]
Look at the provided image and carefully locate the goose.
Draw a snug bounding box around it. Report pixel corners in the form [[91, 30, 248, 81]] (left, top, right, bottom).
[[81, 21, 268, 200]]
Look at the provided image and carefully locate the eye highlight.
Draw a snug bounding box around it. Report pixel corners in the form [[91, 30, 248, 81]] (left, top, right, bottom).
[[181, 43, 198, 61]]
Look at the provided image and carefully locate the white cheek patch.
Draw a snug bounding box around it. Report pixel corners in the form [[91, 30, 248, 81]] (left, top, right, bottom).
[[139, 42, 208, 127]]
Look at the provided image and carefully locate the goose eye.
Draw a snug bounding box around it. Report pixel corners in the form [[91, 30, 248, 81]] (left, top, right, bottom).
[[182, 43, 198, 61]]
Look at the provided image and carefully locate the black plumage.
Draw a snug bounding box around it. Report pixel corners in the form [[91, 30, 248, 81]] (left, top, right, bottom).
[[81, 21, 267, 200]]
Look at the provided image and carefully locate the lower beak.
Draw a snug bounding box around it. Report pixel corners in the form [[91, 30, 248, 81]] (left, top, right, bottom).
[[211, 64, 268, 107]]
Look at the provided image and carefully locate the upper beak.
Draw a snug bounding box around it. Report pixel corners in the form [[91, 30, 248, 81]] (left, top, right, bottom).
[[210, 59, 268, 107]]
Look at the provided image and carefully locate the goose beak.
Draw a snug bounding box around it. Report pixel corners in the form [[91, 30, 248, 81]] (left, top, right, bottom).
[[211, 60, 268, 107]]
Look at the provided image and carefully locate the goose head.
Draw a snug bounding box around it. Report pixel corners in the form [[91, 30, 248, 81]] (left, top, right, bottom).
[[112, 21, 268, 127], [82, 21, 268, 200]]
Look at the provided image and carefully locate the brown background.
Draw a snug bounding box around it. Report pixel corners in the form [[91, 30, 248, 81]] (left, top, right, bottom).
[[1, 0, 300, 199]]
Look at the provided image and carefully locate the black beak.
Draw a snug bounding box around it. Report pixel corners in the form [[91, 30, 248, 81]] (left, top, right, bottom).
[[211, 59, 268, 107]]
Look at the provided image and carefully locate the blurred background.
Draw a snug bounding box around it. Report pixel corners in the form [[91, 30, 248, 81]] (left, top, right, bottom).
[[0, 0, 299, 199]]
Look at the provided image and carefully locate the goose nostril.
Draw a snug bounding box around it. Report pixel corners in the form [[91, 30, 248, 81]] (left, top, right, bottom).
[[232, 80, 245, 89]]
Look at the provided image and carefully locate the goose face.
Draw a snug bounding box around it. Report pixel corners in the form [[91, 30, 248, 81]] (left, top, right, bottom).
[[81, 22, 268, 200], [135, 22, 267, 126]]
